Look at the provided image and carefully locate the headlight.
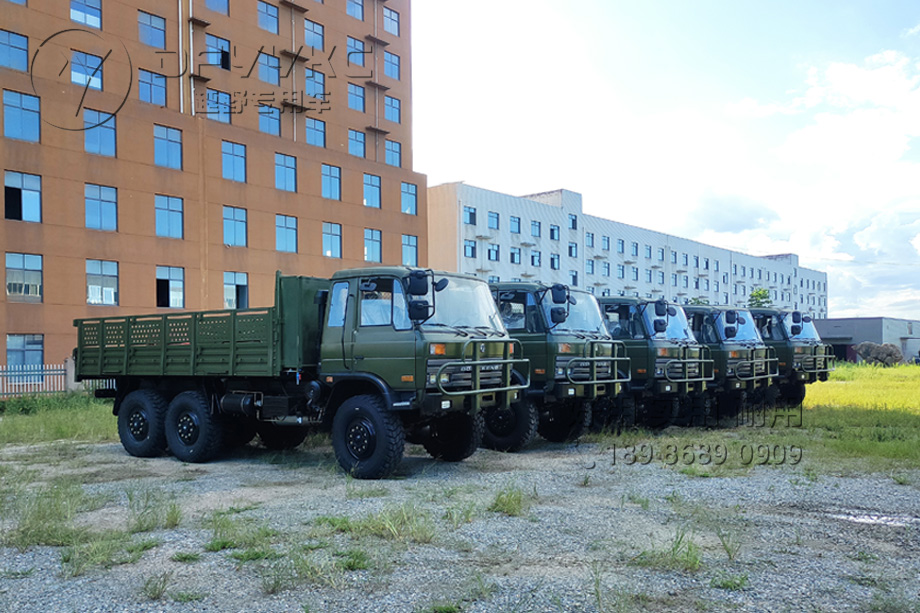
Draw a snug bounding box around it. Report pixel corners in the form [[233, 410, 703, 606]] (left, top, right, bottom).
[[793, 361, 802, 369], [555, 367, 565, 377], [727, 368, 735, 375], [655, 367, 664, 376]]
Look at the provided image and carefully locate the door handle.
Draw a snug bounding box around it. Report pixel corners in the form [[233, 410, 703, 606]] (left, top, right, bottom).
[[355, 355, 364, 360]]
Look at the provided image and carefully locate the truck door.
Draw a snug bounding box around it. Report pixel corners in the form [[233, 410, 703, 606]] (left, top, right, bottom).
[[352, 276, 417, 389], [321, 280, 353, 370], [605, 304, 647, 382], [497, 291, 543, 381]]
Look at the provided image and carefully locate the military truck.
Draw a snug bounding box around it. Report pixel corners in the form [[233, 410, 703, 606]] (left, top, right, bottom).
[[750, 308, 834, 406], [74, 267, 528, 479], [683, 305, 778, 421], [596, 297, 713, 427], [484, 282, 628, 451]]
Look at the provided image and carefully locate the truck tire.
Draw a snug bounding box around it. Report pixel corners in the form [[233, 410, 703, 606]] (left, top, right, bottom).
[[221, 416, 258, 450], [332, 394, 404, 479], [165, 391, 223, 463], [257, 423, 309, 450], [538, 400, 592, 443], [645, 397, 679, 429], [117, 389, 168, 457], [687, 392, 712, 428], [424, 411, 484, 461], [781, 380, 806, 407], [716, 390, 747, 421], [482, 399, 538, 452]]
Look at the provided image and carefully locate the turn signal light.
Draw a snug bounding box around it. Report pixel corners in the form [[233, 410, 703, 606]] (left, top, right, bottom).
[[430, 343, 446, 356]]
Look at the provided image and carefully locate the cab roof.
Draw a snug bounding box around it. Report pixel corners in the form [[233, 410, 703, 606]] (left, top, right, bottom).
[[328, 266, 482, 282], [489, 281, 593, 295]]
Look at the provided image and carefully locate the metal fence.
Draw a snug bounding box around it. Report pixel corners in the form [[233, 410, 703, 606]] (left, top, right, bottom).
[[0, 362, 114, 399]]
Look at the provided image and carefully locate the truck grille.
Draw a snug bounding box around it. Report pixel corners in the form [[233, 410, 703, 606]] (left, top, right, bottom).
[[556, 356, 613, 381], [427, 358, 506, 390]]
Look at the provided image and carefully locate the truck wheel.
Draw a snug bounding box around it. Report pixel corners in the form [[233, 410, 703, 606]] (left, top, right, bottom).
[[482, 400, 538, 452], [424, 411, 484, 461], [165, 391, 223, 463], [717, 390, 747, 421], [257, 423, 309, 450], [589, 397, 615, 433], [688, 393, 712, 428], [644, 397, 679, 429], [538, 401, 592, 443], [782, 380, 807, 406], [332, 395, 404, 479], [117, 390, 168, 457], [220, 415, 258, 450]]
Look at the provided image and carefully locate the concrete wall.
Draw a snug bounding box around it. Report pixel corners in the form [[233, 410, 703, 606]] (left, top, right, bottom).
[[814, 317, 920, 363]]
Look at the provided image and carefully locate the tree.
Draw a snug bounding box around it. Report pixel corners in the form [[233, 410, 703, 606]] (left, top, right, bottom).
[[688, 297, 709, 305], [748, 287, 772, 308]]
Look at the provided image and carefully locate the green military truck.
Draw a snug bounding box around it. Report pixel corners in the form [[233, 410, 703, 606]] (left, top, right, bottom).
[[750, 308, 834, 406], [74, 267, 528, 479], [683, 305, 778, 420], [484, 282, 629, 451], [597, 297, 713, 427]]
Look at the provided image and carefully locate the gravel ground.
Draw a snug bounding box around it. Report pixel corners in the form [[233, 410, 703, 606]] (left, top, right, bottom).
[[1, 437, 919, 613]]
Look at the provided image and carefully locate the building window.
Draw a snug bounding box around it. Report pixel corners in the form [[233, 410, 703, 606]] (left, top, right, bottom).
[[72, 51, 102, 90], [385, 140, 401, 167], [138, 11, 166, 49], [549, 225, 560, 240], [601, 236, 610, 251], [305, 69, 326, 100], [671, 273, 678, 287], [550, 253, 560, 270], [617, 264, 625, 279], [84, 109, 115, 156], [401, 182, 417, 215], [704, 258, 710, 270], [488, 211, 499, 230], [3, 90, 39, 142], [384, 51, 400, 80], [347, 36, 365, 67], [221, 141, 246, 182], [488, 276, 500, 284], [645, 269, 653, 283], [153, 125, 181, 169], [657, 247, 665, 261], [487, 244, 500, 261], [585, 232, 594, 248], [206, 0, 228, 14], [568, 214, 577, 230], [531, 221, 541, 237], [204, 34, 230, 70], [631, 242, 639, 257], [463, 240, 476, 258], [384, 96, 401, 123], [71, 0, 101, 27], [4, 171, 41, 223], [402, 235, 418, 266], [0, 30, 28, 71], [155, 194, 183, 239], [306, 118, 325, 147], [531, 250, 541, 267], [155, 266, 184, 308], [349, 129, 366, 157], [383, 7, 400, 35], [258, 1, 279, 33], [346, 0, 363, 20], [363, 173, 381, 208], [322, 164, 341, 200], [671, 250, 678, 264], [364, 228, 382, 262], [222, 206, 247, 247], [275, 153, 296, 192], [616, 238, 624, 254], [694, 255, 700, 268], [84, 184, 117, 231], [568, 242, 578, 258], [586, 260, 595, 275], [5, 252, 41, 302], [258, 52, 280, 85], [348, 83, 365, 112], [510, 216, 521, 234], [6, 334, 43, 379], [86, 259, 118, 305], [463, 206, 476, 225], [305, 19, 324, 50], [683, 253, 690, 266], [602, 262, 610, 276], [259, 105, 280, 135], [641, 244, 650, 259], [223, 272, 248, 309], [139, 70, 166, 105], [570, 270, 578, 286], [323, 222, 342, 258], [276, 214, 297, 253], [510, 247, 521, 264], [206, 88, 231, 123]]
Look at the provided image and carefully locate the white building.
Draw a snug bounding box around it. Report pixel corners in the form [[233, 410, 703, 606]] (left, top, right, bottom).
[[428, 183, 828, 318]]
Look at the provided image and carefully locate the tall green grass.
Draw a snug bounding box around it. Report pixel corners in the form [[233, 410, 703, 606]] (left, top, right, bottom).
[[0, 394, 115, 444], [805, 363, 920, 412]]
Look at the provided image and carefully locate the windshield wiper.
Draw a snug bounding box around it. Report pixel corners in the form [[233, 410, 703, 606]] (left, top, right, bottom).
[[455, 325, 496, 338], [422, 323, 470, 337]]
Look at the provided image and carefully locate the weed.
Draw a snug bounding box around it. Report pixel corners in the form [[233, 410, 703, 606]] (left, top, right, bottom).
[[170, 552, 201, 563], [345, 477, 389, 499], [715, 526, 742, 561], [465, 572, 496, 601], [631, 526, 702, 572], [4, 481, 97, 550], [205, 512, 277, 552], [126, 487, 173, 533], [891, 474, 911, 486], [852, 551, 879, 563], [664, 491, 683, 505], [231, 548, 281, 563], [579, 474, 591, 487], [317, 505, 436, 543], [335, 548, 371, 571], [172, 591, 206, 603], [259, 560, 295, 595], [288, 550, 342, 588], [420, 603, 462, 613], [444, 501, 477, 528], [140, 570, 173, 601], [125, 538, 159, 556], [487, 483, 532, 517], [848, 575, 890, 589], [0, 394, 115, 445], [710, 572, 748, 591], [0, 568, 34, 579], [626, 491, 650, 511], [165, 502, 182, 528], [869, 590, 920, 613]]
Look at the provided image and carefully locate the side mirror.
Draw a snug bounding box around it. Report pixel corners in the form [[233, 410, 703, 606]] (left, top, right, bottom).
[[724, 325, 737, 339], [725, 310, 737, 325], [790, 325, 802, 336], [653, 319, 667, 333], [408, 300, 430, 321], [802, 315, 812, 323], [434, 278, 449, 292], [667, 306, 677, 317], [550, 306, 567, 324], [654, 300, 667, 317], [551, 284, 567, 305], [407, 271, 429, 296], [792, 311, 802, 324]]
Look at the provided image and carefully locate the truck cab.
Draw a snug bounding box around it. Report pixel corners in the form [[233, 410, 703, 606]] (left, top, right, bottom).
[[683, 305, 778, 420], [597, 297, 713, 427], [750, 307, 834, 405], [486, 282, 629, 450]]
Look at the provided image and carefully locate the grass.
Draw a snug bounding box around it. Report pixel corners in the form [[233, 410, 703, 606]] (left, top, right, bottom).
[[315, 503, 436, 544], [487, 483, 533, 517], [334, 548, 371, 571], [126, 487, 180, 533], [710, 572, 748, 591], [3, 480, 106, 550], [631, 526, 703, 572], [172, 591, 207, 603], [0, 394, 115, 444], [170, 552, 201, 563], [205, 512, 278, 552], [140, 570, 173, 600], [715, 526, 743, 561]]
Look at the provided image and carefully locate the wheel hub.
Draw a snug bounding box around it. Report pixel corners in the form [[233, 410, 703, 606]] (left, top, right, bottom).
[[128, 410, 149, 441], [486, 407, 515, 436], [345, 418, 376, 460], [176, 412, 200, 446]]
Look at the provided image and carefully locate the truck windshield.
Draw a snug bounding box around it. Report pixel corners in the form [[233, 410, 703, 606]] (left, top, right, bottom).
[[541, 291, 607, 335], [782, 317, 822, 341], [641, 305, 695, 341], [716, 310, 761, 342], [421, 277, 505, 333]]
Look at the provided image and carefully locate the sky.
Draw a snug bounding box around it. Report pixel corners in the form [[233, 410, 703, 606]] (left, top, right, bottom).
[[410, 0, 920, 320]]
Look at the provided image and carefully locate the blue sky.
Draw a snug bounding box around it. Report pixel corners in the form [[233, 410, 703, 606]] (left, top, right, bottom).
[[412, 0, 920, 319]]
